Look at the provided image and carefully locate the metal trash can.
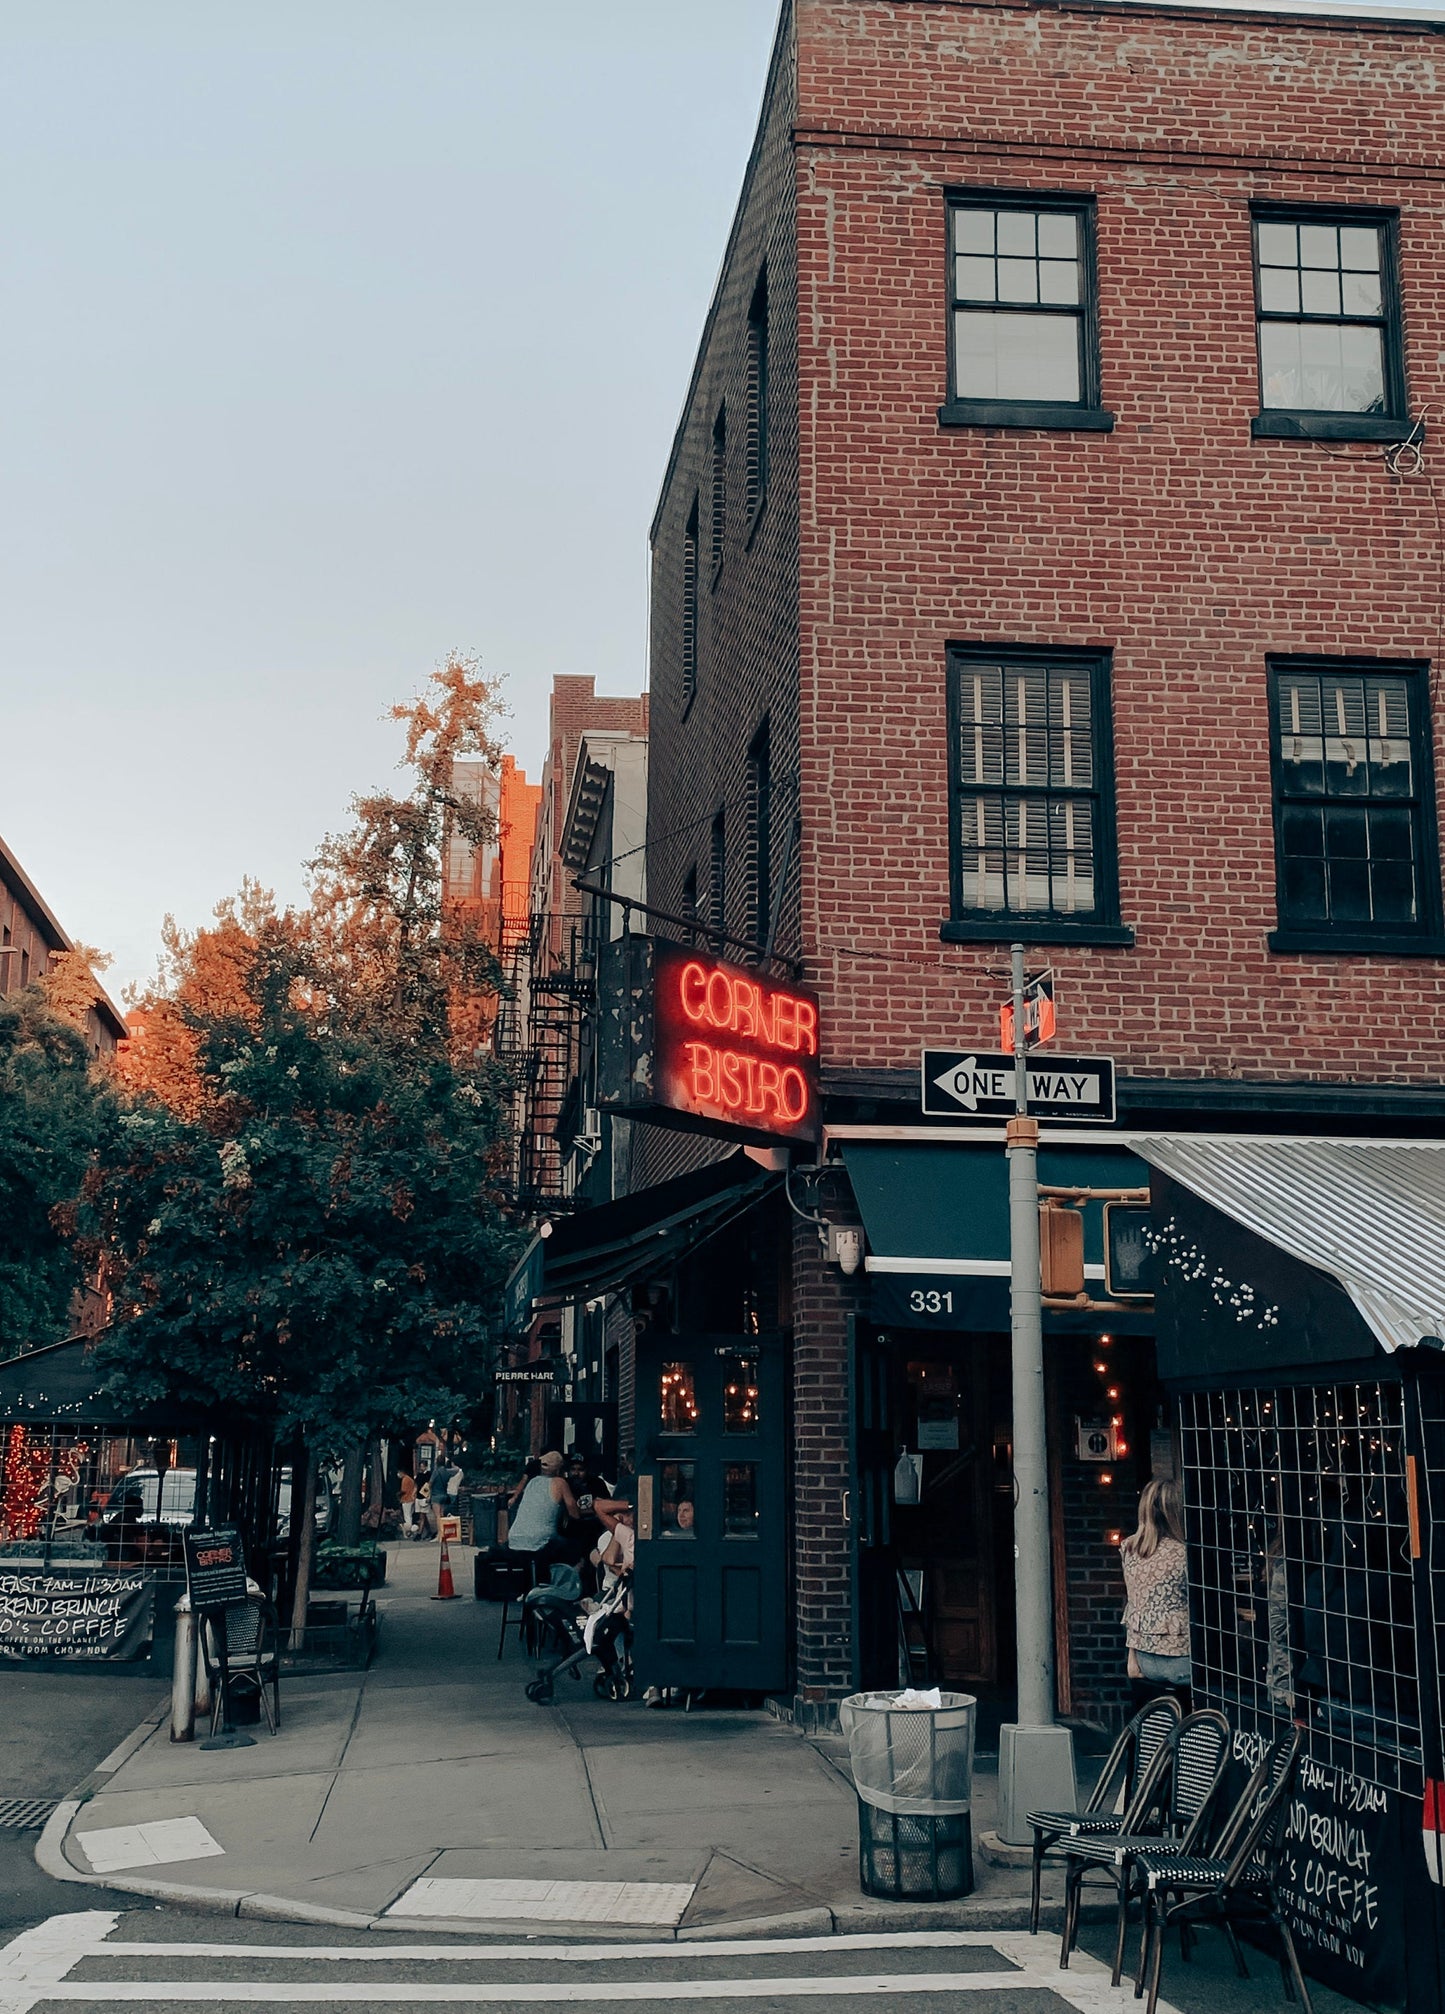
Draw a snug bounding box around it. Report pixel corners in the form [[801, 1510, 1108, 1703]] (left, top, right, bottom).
[[469, 1493, 500, 1552], [839, 1689, 977, 1900]]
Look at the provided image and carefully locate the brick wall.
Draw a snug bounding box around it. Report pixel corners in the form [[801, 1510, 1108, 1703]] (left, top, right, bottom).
[[791, 1210, 863, 1698], [790, 0, 1445, 1084], [641, 5, 803, 1194]]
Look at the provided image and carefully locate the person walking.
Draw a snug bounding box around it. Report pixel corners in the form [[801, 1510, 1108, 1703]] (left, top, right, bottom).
[[1120, 1478, 1192, 1708], [399, 1469, 418, 1539]]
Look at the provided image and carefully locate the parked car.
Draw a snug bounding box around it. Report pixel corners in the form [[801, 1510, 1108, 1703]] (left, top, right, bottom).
[[274, 1465, 334, 1541], [89, 1467, 197, 1534]]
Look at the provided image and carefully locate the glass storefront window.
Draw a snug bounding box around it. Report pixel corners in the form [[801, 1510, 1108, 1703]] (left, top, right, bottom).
[[661, 1363, 698, 1434]]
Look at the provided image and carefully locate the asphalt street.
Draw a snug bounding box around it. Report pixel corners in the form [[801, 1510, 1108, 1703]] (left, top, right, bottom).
[[0, 1669, 164, 1936]]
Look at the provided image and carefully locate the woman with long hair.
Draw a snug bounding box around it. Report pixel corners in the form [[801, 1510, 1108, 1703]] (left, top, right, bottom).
[[1120, 1477, 1191, 1704]]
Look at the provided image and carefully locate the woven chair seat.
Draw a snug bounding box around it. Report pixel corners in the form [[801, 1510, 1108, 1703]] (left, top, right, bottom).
[[1135, 1851, 1269, 1891], [1063, 1827, 1172, 1867], [1027, 1809, 1123, 1836]]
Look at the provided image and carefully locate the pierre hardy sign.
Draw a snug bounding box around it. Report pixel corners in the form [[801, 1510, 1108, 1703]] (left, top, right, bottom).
[[921, 1049, 1117, 1125]]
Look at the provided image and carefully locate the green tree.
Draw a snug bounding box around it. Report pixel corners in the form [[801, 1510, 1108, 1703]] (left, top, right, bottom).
[[0, 988, 117, 1354], [86, 657, 520, 1607]]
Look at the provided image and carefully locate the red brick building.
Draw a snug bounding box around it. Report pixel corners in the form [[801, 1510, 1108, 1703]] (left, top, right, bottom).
[[512, 7, 1445, 1996], [0, 832, 127, 1058]]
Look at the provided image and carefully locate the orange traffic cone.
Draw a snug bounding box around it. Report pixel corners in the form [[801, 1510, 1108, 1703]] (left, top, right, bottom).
[[432, 1535, 459, 1601]]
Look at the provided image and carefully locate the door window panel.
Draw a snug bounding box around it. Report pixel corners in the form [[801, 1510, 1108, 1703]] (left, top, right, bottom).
[[659, 1460, 697, 1536], [723, 1463, 758, 1537], [723, 1354, 761, 1434], [661, 1362, 698, 1434]]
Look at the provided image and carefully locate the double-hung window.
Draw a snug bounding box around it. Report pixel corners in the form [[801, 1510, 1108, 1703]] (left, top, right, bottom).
[[1252, 207, 1411, 441], [941, 194, 1112, 431], [944, 648, 1130, 943], [1268, 657, 1443, 953]]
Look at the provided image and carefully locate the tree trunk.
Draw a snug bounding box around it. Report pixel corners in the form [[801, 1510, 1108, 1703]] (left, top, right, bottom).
[[337, 1442, 365, 1546], [288, 1447, 318, 1651]]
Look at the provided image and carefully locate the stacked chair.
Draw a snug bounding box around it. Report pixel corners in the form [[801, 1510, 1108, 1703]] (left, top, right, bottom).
[[1027, 1697, 1181, 1934], [1029, 1707, 1310, 2014]]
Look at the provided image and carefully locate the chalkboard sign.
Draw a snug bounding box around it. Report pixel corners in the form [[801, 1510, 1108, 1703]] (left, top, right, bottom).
[[0, 1569, 153, 1660], [184, 1525, 248, 1610], [1275, 1747, 1403, 2006]]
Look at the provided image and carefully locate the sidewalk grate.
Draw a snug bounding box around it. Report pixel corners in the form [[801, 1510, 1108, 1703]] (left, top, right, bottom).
[[0, 1798, 57, 1830]]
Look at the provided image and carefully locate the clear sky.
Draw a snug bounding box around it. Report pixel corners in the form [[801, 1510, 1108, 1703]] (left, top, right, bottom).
[[0, 0, 780, 996]]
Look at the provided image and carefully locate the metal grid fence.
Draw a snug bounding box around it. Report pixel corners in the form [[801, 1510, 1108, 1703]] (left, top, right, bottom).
[[1179, 1380, 1419, 1792]]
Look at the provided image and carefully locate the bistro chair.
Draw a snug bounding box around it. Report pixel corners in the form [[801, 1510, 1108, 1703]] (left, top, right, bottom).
[[1059, 1707, 1231, 1984], [1132, 1726, 1308, 2014], [494, 1551, 547, 1659], [201, 1596, 281, 1736], [1027, 1695, 1181, 1933]]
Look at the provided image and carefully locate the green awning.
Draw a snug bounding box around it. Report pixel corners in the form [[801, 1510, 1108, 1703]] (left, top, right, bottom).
[[842, 1139, 1153, 1332]]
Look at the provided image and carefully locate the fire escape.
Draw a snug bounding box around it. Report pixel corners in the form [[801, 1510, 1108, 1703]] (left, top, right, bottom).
[[509, 915, 595, 1213]]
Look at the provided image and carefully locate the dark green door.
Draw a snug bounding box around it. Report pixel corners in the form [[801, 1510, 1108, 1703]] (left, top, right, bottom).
[[633, 1331, 787, 1695]]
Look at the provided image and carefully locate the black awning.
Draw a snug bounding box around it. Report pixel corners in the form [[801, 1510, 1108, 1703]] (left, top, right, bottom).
[[505, 1152, 780, 1329], [0, 1333, 214, 1427]]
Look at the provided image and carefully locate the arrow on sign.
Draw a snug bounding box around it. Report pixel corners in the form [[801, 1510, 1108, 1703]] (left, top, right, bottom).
[[933, 1057, 1018, 1111]]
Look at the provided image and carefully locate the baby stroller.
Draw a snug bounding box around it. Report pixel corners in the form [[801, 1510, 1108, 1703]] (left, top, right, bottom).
[[523, 1575, 634, 1705]]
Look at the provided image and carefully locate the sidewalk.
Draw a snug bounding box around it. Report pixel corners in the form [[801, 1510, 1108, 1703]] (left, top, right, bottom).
[[40, 1542, 1061, 1937]]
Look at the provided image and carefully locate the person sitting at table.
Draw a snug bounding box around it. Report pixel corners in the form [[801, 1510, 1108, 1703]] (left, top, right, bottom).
[[505, 1451, 582, 1569]]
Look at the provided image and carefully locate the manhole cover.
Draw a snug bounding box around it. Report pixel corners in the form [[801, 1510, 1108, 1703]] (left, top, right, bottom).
[[0, 1798, 57, 1829]]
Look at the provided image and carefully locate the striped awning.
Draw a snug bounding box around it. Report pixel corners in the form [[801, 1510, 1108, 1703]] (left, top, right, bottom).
[[1133, 1134, 1445, 1355]]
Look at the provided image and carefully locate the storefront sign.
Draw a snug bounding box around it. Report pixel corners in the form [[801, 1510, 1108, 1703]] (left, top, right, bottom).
[[183, 1526, 248, 1610], [921, 1049, 1116, 1124], [599, 935, 821, 1147], [0, 1568, 153, 1660]]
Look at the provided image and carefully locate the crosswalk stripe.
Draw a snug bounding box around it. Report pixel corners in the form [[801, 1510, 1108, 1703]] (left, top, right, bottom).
[[87, 1932, 1023, 1963], [19, 1972, 1030, 2003]]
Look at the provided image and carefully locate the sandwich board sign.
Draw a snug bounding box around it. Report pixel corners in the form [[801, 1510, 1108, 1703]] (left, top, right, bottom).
[[921, 1049, 1116, 1125]]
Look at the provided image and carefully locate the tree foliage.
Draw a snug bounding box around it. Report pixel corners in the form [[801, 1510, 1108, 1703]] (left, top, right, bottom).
[[88, 657, 520, 1449], [0, 989, 117, 1355]]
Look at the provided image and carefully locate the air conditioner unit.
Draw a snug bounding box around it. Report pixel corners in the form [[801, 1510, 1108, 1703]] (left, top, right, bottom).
[[575, 1108, 603, 1154]]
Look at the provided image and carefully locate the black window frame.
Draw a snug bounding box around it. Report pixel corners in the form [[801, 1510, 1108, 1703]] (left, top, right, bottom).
[[748, 717, 772, 947], [710, 404, 727, 584], [745, 268, 769, 532], [942, 644, 1132, 946], [680, 493, 699, 711], [1250, 203, 1413, 443], [1267, 654, 1445, 956], [939, 189, 1114, 434], [709, 807, 727, 946]]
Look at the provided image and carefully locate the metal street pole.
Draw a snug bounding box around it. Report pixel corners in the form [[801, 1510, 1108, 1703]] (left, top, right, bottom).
[[997, 942, 1077, 1843]]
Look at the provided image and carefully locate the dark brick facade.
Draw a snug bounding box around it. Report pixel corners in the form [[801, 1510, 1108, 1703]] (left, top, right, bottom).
[[641, 0, 1445, 1707]]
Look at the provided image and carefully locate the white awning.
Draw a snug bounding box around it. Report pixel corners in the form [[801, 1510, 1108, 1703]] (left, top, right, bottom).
[[1133, 1134, 1445, 1355]]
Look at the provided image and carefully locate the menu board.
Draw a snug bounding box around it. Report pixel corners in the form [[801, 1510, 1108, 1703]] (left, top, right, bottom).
[[184, 1525, 248, 1610], [0, 1569, 153, 1660], [1276, 1749, 1403, 2006]]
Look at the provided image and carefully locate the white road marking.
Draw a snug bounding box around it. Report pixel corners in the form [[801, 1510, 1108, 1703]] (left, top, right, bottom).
[[76, 1818, 223, 1875], [5, 1973, 1035, 2002], [0, 1919, 1181, 2014], [0, 1913, 118, 2014], [387, 1876, 696, 1926], [83, 1931, 1025, 1963]]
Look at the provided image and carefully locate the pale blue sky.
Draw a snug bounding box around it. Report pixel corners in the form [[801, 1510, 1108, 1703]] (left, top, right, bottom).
[[1, 0, 779, 994]]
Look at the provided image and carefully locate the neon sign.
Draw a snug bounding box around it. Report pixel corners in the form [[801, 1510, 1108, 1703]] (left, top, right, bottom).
[[654, 942, 821, 1145]]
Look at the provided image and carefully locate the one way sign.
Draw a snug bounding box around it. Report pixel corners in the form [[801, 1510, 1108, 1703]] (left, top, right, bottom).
[[922, 1049, 1117, 1125]]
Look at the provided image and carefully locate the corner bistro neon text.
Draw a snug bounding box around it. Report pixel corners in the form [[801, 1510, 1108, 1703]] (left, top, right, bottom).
[[677, 959, 817, 1127]]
